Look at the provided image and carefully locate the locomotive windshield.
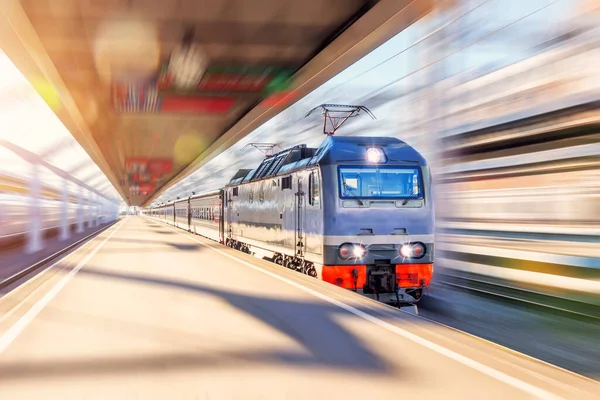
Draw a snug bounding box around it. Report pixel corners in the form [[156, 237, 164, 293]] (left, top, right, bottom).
[[338, 166, 423, 200]]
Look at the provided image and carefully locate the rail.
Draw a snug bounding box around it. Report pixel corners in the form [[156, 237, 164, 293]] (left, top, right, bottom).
[[436, 271, 600, 323], [0, 220, 118, 290]]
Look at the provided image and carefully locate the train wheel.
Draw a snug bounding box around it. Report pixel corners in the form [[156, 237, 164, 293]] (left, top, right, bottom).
[[301, 261, 309, 275], [287, 259, 295, 270], [305, 264, 317, 277]]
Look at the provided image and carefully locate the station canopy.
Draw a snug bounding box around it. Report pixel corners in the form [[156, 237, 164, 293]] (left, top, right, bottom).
[[2, 0, 435, 206]]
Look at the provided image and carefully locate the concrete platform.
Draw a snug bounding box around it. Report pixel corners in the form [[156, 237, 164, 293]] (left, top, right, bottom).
[[0, 217, 597, 399]]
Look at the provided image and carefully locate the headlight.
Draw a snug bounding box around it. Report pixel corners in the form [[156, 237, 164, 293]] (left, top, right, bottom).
[[366, 147, 386, 163], [400, 242, 426, 259], [339, 243, 367, 260]]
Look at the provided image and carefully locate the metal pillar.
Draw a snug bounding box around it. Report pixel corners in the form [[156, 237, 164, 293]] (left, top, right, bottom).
[[99, 197, 104, 225], [86, 190, 93, 229], [76, 185, 84, 233], [94, 193, 100, 227], [26, 162, 43, 254], [59, 177, 70, 241]]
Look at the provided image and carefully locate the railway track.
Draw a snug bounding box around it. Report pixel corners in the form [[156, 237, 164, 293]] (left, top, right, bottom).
[[436, 272, 600, 323], [0, 221, 118, 290]]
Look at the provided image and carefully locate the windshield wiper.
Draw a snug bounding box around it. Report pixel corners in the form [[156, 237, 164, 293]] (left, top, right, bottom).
[[342, 181, 363, 206]]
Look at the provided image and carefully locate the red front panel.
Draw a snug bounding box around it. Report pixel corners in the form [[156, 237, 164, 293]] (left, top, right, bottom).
[[395, 264, 434, 288], [322, 265, 367, 289], [323, 264, 434, 290]]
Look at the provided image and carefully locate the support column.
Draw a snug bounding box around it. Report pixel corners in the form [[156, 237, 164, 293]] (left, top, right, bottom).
[[92, 193, 100, 228], [76, 185, 84, 233], [59, 177, 70, 241], [86, 190, 93, 229], [26, 162, 43, 254]]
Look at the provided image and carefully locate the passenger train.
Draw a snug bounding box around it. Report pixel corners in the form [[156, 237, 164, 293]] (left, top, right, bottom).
[[145, 105, 434, 305]]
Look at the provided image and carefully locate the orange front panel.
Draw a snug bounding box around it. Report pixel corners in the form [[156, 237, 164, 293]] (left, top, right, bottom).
[[395, 264, 434, 288], [322, 265, 367, 289]]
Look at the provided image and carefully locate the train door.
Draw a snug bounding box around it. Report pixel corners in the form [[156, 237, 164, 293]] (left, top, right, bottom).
[[226, 188, 234, 239], [217, 190, 227, 243], [172, 204, 175, 225], [187, 199, 191, 231], [295, 177, 305, 258]]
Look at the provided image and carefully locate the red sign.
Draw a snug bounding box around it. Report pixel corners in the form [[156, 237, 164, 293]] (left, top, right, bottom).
[[147, 159, 173, 175], [126, 158, 173, 177], [129, 183, 155, 195], [131, 173, 154, 183], [161, 97, 235, 114], [125, 157, 149, 173], [198, 73, 271, 92], [138, 183, 154, 193]]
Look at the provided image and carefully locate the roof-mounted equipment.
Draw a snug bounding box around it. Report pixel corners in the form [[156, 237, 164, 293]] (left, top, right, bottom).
[[305, 104, 376, 136], [240, 143, 282, 157]]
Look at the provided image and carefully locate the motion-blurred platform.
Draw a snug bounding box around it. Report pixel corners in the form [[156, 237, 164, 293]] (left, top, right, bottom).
[[0, 217, 598, 399]]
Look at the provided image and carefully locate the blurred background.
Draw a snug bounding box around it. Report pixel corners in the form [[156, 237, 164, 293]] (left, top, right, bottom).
[[150, 0, 600, 307], [0, 49, 124, 255], [0, 0, 599, 376]]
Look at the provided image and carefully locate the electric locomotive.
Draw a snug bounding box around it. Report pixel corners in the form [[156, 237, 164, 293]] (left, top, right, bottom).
[[146, 104, 434, 306]]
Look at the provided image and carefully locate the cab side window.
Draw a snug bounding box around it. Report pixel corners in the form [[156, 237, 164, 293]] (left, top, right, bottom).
[[309, 171, 321, 207]]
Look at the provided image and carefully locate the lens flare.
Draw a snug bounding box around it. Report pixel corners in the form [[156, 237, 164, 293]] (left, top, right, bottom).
[[173, 133, 205, 164], [400, 244, 413, 258], [31, 78, 61, 112], [366, 147, 385, 163], [352, 245, 366, 259]]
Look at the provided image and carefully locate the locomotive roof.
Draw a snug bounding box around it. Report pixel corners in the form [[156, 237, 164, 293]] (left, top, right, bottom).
[[228, 135, 427, 185], [316, 136, 427, 166]]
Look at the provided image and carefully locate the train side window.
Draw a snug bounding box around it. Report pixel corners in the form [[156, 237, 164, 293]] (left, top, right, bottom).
[[282, 176, 292, 190], [233, 187, 239, 197], [309, 172, 321, 207]]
